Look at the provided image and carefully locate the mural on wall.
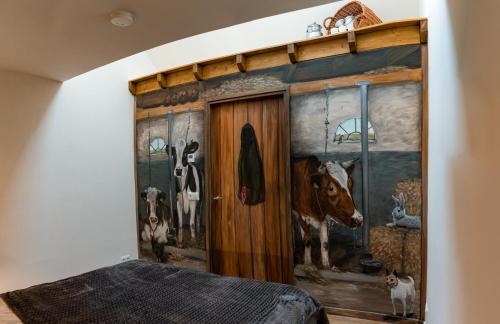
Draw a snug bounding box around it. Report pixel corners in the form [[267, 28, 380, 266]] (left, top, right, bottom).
[[291, 82, 422, 318], [136, 111, 206, 271], [133, 44, 425, 319]]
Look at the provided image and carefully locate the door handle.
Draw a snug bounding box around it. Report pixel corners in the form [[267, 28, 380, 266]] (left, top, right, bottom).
[[212, 196, 223, 200]]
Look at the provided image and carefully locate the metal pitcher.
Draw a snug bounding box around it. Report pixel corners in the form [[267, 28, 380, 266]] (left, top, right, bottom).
[[306, 22, 323, 39]]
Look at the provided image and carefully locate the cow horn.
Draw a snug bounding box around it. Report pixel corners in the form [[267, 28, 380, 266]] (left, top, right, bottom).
[[341, 159, 359, 169]]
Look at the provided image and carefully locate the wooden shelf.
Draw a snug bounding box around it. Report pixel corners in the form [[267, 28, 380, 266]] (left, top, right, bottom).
[[129, 18, 427, 96]]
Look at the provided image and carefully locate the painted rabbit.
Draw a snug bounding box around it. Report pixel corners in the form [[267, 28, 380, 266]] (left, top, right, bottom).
[[386, 192, 421, 229]]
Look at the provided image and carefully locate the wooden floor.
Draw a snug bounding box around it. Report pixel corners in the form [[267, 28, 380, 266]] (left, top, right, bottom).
[[296, 276, 419, 319], [0, 299, 21, 324], [2, 298, 389, 324], [329, 315, 388, 323]]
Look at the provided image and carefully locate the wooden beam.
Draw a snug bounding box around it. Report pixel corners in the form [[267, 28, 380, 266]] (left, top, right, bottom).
[[133, 76, 162, 95], [290, 68, 422, 95], [236, 54, 246, 72], [420, 19, 428, 43], [347, 31, 357, 53], [157, 73, 168, 89], [287, 43, 297, 63], [136, 101, 205, 120], [128, 81, 136, 95], [129, 18, 427, 95], [356, 25, 420, 52], [203, 58, 239, 79], [192, 63, 203, 81], [246, 47, 289, 71], [166, 68, 197, 88], [297, 38, 347, 62]]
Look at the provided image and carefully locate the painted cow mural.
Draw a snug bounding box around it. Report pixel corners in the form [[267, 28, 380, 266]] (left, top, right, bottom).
[[292, 156, 363, 269], [141, 187, 169, 261], [166, 138, 203, 246]]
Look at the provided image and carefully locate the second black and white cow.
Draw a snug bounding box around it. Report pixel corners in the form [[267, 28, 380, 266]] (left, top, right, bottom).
[[166, 138, 203, 246], [141, 187, 169, 261]]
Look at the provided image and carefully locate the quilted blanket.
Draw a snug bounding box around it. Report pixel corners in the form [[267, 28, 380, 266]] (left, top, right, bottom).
[[2, 260, 327, 324]]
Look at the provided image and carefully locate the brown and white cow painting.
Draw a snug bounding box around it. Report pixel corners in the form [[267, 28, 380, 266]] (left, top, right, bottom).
[[292, 156, 363, 269]]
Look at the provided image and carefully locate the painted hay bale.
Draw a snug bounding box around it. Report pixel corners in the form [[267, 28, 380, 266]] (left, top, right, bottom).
[[369, 226, 404, 273], [395, 178, 422, 216], [403, 229, 421, 279]]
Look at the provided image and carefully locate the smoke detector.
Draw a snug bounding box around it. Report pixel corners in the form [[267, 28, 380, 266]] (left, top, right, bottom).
[[110, 10, 135, 27]]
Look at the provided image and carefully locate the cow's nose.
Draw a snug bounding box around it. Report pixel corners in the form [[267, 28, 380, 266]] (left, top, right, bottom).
[[351, 210, 363, 227], [175, 169, 182, 176]]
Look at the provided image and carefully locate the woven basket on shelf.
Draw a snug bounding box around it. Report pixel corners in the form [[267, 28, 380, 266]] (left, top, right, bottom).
[[323, 1, 382, 35]]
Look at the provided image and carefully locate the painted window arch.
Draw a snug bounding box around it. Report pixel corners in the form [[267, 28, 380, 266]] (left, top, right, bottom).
[[149, 137, 167, 155], [334, 117, 376, 143]]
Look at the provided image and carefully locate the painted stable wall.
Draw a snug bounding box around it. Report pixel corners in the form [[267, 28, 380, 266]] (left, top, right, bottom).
[[422, 0, 500, 323], [0, 1, 421, 293], [0, 54, 156, 292]]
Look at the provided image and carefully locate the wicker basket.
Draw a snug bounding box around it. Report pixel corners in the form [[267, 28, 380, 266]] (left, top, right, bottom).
[[323, 1, 382, 35]]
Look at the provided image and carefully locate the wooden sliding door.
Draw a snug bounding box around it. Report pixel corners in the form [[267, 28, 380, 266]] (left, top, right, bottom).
[[207, 93, 292, 284]]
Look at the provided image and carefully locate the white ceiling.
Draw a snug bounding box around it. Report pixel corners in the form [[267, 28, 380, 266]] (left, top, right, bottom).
[[0, 0, 332, 81]]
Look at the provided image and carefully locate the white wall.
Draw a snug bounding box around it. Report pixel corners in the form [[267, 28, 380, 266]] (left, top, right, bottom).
[[422, 0, 500, 323], [146, 0, 421, 71], [0, 1, 421, 293], [0, 54, 156, 292]]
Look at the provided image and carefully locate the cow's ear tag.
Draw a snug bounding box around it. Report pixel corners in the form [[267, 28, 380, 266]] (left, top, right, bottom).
[[187, 153, 196, 163], [188, 192, 200, 201]]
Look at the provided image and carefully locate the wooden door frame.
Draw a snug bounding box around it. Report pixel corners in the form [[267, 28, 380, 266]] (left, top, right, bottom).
[[203, 86, 293, 281]]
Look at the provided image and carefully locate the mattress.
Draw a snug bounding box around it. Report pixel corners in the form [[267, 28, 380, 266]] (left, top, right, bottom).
[[2, 260, 327, 324]]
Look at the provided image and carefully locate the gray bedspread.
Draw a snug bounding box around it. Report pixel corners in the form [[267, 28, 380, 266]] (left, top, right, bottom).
[[2, 260, 328, 324]]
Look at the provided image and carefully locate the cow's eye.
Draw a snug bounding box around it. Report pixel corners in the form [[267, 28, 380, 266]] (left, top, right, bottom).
[[327, 184, 336, 195]]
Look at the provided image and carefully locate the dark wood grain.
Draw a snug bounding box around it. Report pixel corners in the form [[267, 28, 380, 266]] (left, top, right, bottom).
[[219, 102, 239, 276], [233, 100, 254, 279], [210, 103, 222, 274], [247, 99, 268, 281], [207, 92, 292, 284], [262, 97, 283, 283]]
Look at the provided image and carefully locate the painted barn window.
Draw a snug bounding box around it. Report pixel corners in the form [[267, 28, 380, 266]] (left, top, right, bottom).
[[334, 118, 376, 143], [149, 137, 167, 155]]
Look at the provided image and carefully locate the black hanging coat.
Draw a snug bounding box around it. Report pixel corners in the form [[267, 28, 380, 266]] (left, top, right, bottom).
[[238, 123, 265, 205]]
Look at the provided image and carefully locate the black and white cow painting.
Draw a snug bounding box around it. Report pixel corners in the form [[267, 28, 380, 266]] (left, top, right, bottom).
[[166, 138, 203, 246], [141, 187, 169, 261]]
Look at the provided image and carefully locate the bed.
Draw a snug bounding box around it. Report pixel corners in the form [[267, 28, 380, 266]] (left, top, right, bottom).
[[1, 260, 328, 324]]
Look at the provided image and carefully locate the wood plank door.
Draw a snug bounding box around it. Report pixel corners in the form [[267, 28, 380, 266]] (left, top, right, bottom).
[[208, 94, 292, 284]]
